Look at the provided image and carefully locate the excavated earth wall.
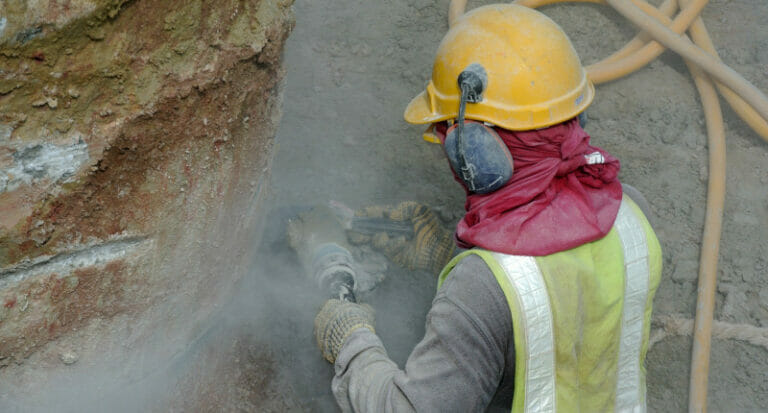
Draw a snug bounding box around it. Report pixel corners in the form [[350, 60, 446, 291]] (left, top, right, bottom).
[[0, 0, 293, 410]]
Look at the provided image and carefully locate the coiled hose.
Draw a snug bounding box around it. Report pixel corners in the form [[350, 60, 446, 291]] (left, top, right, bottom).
[[448, 1, 768, 411]]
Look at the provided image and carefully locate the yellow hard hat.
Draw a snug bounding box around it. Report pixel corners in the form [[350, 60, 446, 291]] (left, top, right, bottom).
[[405, 4, 594, 132]]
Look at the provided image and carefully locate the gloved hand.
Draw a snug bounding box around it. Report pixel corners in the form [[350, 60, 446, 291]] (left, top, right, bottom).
[[348, 201, 454, 274], [314, 299, 375, 364]]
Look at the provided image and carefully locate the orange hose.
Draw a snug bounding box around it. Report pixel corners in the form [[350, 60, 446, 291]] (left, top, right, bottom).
[[629, 4, 726, 411], [448, 0, 468, 27], [603, 0, 768, 140], [686, 15, 768, 140], [598, 0, 678, 65], [604, 0, 768, 124], [686, 61, 725, 413], [586, 0, 709, 83]]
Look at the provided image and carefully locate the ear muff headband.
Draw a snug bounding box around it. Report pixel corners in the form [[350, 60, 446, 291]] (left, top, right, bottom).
[[446, 64, 514, 194]]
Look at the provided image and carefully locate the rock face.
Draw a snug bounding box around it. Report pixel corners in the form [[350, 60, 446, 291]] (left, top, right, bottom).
[[0, 0, 293, 404]]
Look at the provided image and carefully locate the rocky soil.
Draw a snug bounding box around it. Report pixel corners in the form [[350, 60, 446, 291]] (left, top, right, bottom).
[[0, 0, 294, 410]]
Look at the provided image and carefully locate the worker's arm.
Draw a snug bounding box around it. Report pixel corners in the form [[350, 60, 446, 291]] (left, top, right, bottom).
[[347, 202, 456, 274], [331, 254, 512, 412]]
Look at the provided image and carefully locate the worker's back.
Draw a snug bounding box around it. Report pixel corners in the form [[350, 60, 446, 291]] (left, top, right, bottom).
[[440, 196, 661, 412]]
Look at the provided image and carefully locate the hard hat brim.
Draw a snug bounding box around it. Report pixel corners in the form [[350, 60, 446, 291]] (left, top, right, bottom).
[[404, 90, 445, 125]]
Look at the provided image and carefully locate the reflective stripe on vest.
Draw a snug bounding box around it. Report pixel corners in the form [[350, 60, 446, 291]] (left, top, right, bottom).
[[489, 253, 557, 412], [614, 199, 651, 412], [438, 196, 661, 413]]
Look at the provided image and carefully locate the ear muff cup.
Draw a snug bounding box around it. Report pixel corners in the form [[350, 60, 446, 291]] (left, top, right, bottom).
[[444, 121, 514, 194]]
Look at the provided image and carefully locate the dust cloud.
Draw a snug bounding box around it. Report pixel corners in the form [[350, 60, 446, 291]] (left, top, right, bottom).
[[236, 0, 768, 410]]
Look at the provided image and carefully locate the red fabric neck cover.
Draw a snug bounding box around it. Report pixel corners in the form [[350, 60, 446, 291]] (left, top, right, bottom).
[[435, 118, 623, 256]]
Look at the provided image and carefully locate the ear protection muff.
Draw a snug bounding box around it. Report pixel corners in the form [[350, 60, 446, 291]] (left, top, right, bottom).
[[444, 121, 514, 194], [445, 64, 514, 194]]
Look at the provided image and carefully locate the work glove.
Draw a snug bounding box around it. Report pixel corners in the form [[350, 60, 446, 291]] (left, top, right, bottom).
[[314, 299, 375, 364], [348, 201, 454, 274]]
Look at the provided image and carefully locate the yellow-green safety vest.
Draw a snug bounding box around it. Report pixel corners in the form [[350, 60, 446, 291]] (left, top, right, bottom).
[[438, 196, 662, 413]]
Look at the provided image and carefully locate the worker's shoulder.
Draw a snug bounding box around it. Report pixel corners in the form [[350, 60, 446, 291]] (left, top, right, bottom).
[[440, 252, 506, 310], [437, 251, 513, 353], [449, 251, 494, 277]]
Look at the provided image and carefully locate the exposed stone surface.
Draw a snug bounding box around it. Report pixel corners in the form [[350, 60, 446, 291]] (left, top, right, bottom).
[[0, 1, 117, 45], [0, 0, 294, 406]]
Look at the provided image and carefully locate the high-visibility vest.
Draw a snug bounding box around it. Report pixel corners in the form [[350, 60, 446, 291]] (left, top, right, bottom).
[[438, 196, 662, 413]]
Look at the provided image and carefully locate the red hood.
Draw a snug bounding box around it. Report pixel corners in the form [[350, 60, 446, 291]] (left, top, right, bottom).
[[435, 118, 623, 256]]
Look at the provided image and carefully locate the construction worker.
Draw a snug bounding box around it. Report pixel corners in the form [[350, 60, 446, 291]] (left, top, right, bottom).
[[314, 4, 661, 412]]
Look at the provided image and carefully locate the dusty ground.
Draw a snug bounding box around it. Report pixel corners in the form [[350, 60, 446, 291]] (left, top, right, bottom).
[[253, 0, 768, 411]]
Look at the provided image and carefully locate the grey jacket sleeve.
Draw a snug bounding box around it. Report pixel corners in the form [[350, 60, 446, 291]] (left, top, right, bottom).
[[331, 254, 513, 413]]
